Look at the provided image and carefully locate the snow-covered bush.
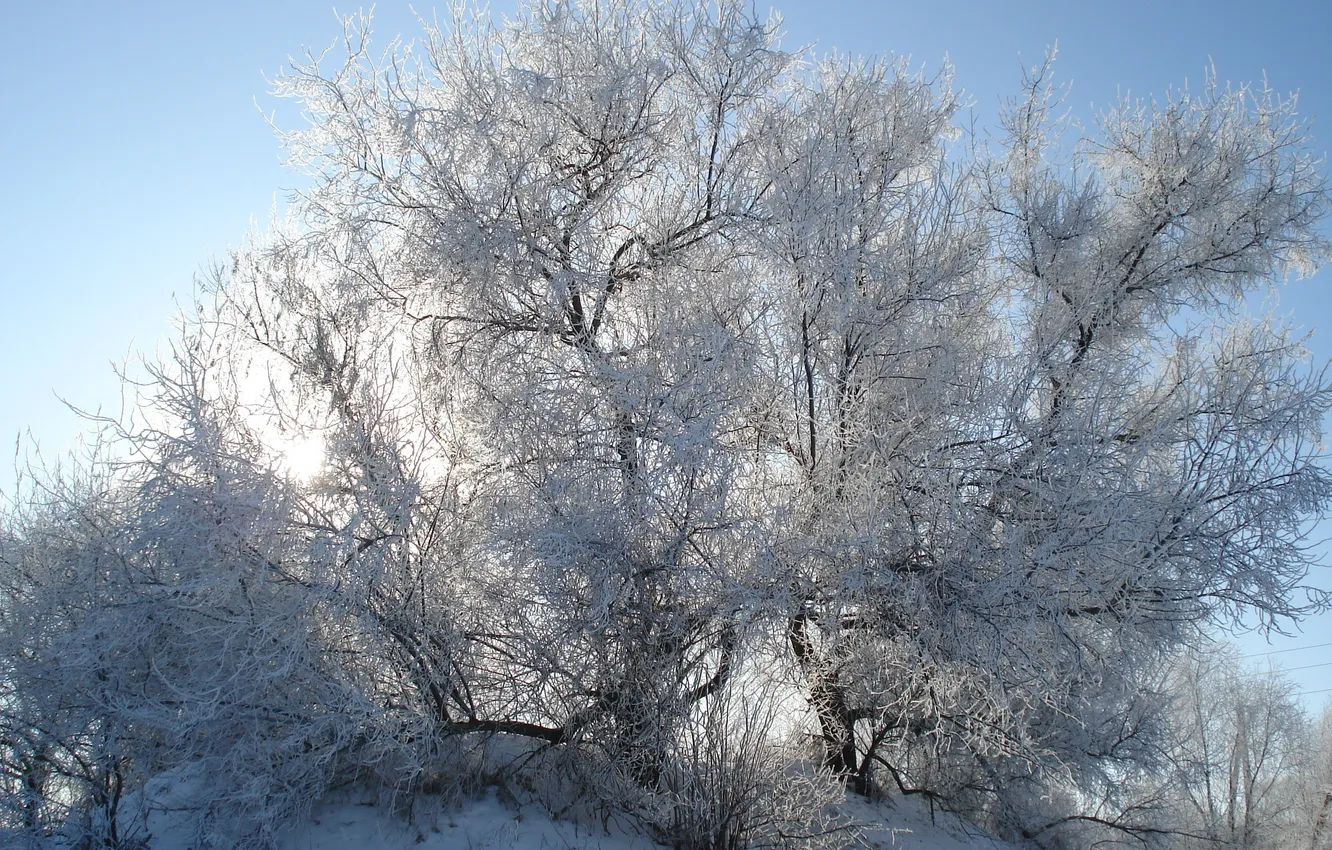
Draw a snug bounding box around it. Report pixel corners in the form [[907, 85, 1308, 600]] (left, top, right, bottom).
[[649, 671, 850, 850]]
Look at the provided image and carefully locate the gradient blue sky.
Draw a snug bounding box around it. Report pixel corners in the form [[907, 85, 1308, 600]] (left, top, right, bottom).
[[3, 0, 1331, 703]]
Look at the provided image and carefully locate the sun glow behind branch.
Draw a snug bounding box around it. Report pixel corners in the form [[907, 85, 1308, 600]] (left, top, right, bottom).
[[277, 431, 326, 482]]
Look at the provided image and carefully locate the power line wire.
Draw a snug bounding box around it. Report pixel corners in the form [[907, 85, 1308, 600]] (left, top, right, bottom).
[[1286, 660, 1332, 673], [1243, 641, 1332, 658]]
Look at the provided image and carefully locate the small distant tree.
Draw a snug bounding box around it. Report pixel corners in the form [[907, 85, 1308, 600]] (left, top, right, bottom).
[[1289, 703, 1332, 850], [1162, 648, 1310, 849], [2, 1, 1330, 846]]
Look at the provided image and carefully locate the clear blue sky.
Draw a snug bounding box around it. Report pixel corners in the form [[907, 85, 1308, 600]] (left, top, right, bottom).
[[3, 0, 1331, 703]]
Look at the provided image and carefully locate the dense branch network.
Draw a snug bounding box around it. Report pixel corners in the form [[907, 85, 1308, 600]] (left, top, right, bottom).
[[1, 3, 1330, 848]]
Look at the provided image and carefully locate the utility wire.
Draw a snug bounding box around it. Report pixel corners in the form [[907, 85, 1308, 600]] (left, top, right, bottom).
[[1243, 641, 1332, 658], [1285, 660, 1332, 673]]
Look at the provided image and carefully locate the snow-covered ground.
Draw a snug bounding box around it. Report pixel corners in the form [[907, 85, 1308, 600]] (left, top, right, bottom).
[[838, 795, 1022, 850], [135, 778, 1021, 850], [277, 787, 659, 850]]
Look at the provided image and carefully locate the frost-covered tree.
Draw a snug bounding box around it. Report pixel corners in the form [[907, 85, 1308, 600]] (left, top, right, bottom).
[[755, 51, 1332, 832], [3, 1, 1330, 846], [0, 465, 143, 846], [0, 345, 381, 849]]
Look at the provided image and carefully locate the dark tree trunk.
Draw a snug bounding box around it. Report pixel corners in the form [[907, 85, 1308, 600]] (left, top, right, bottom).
[[788, 611, 866, 794]]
